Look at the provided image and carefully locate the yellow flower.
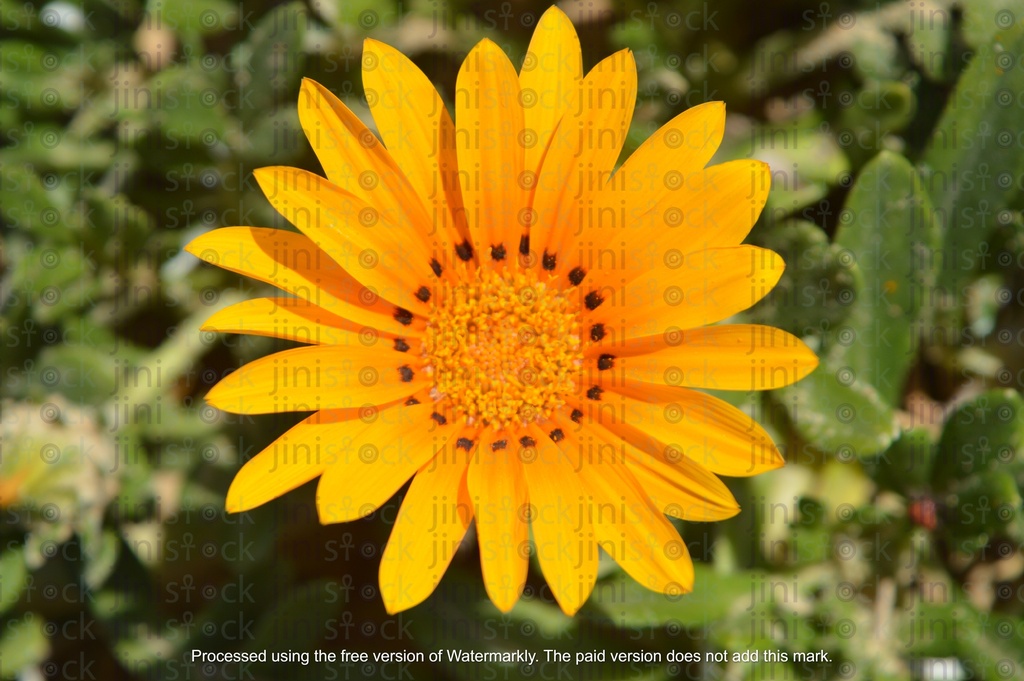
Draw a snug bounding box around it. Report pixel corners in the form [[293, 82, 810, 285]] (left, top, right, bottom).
[[185, 7, 818, 616]]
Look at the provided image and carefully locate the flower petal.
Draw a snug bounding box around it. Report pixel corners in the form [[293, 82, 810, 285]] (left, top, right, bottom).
[[571, 159, 770, 269], [362, 39, 471, 250], [455, 39, 526, 261], [521, 422, 597, 616], [580, 382, 784, 477], [201, 297, 369, 343], [586, 325, 819, 390], [570, 425, 694, 595], [615, 101, 725, 186], [184, 227, 413, 335], [519, 6, 582, 176], [379, 445, 474, 614], [582, 246, 785, 337], [536, 50, 636, 262], [467, 436, 529, 612], [226, 409, 371, 513], [253, 166, 434, 311], [315, 402, 460, 524], [297, 78, 434, 241], [206, 344, 426, 414], [628, 461, 740, 522], [567, 402, 741, 517]]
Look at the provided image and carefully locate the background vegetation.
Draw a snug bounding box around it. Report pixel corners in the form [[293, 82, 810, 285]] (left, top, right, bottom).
[[2, 0, 1024, 679]]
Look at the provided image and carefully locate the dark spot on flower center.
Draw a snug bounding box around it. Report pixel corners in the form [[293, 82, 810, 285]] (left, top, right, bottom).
[[584, 291, 604, 310], [455, 240, 474, 261], [394, 307, 413, 326]]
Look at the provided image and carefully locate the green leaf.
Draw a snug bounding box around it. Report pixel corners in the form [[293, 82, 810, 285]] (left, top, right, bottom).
[[959, 0, 1022, 47], [0, 42, 93, 112], [233, 3, 308, 124], [835, 82, 916, 166], [588, 565, 761, 629], [237, 106, 303, 165], [921, 20, 1024, 299], [0, 162, 70, 237], [247, 579, 339, 654], [152, 0, 239, 38], [932, 389, 1024, 489], [334, 0, 398, 31], [0, 551, 27, 617], [900, 601, 1024, 680], [82, 529, 122, 590], [953, 469, 1024, 543], [148, 66, 229, 144], [774, 354, 900, 458], [0, 614, 49, 680], [743, 219, 858, 338], [749, 122, 849, 213], [872, 427, 936, 493], [834, 151, 940, 405]]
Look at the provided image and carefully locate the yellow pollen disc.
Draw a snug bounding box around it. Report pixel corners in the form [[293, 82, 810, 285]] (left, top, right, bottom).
[[424, 267, 581, 429]]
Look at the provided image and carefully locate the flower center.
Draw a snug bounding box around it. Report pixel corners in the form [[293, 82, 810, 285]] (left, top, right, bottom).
[[424, 267, 581, 430]]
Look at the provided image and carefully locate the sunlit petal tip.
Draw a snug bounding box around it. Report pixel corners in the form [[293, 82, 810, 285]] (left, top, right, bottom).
[[527, 6, 581, 62], [555, 600, 582, 618], [539, 4, 572, 23], [673, 577, 696, 595], [792, 341, 821, 383], [223, 438, 324, 514], [298, 76, 326, 97], [379, 560, 432, 615], [751, 160, 773, 198], [361, 38, 398, 63], [297, 78, 327, 113], [549, 578, 594, 617], [202, 385, 232, 412], [314, 493, 347, 525], [250, 165, 283, 193], [489, 591, 521, 615], [689, 99, 726, 130], [381, 592, 403, 616], [464, 37, 504, 63], [763, 445, 786, 472], [475, 37, 501, 51], [224, 484, 259, 514]]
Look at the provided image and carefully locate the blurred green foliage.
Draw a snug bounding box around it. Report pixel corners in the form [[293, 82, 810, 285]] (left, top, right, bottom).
[[2, 0, 1024, 679]]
